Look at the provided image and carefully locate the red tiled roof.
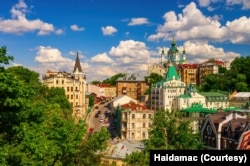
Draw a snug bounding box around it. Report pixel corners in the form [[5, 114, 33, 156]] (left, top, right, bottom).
[[121, 102, 147, 111]]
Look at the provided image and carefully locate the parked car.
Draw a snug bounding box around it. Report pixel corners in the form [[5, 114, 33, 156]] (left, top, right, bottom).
[[97, 110, 101, 114], [95, 113, 98, 118]]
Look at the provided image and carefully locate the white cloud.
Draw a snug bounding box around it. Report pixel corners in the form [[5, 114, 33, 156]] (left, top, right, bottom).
[[101, 26, 117, 35], [147, 2, 250, 44], [226, 16, 250, 43], [0, 0, 55, 35], [35, 46, 72, 63], [227, 0, 250, 9], [91, 53, 114, 63], [70, 24, 85, 31], [55, 29, 64, 35], [128, 17, 150, 26], [33, 46, 89, 78], [183, 41, 240, 63], [198, 0, 211, 7]]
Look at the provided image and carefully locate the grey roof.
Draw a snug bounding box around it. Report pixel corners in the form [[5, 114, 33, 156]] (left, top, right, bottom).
[[117, 73, 146, 82], [73, 52, 82, 73], [234, 92, 250, 98], [105, 139, 145, 159]]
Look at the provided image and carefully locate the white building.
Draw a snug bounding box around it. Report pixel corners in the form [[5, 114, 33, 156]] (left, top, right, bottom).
[[119, 102, 154, 140], [110, 95, 137, 109], [151, 62, 186, 111]]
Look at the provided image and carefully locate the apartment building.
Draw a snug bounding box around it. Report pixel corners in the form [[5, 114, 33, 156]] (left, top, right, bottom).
[[116, 73, 148, 101], [115, 101, 154, 140]]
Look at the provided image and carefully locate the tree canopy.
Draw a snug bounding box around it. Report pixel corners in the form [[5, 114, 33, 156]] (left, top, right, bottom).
[[0, 46, 111, 165], [199, 56, 250, 92]]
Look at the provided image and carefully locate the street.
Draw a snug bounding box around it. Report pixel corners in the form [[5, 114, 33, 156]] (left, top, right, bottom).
[[88, 101, 114, 134]]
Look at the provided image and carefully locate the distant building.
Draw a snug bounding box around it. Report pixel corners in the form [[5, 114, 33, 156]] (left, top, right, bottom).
[[101, 139, 145, 166], [197, 59, 227, 85], [97, 83, 116, 99], [150, 62, 186, 111], [177, 63, 198, 85], [229, 92, 250, 109], [116, 101, 154, 140], [43, 53, 87, 120], [148, 63, 166, 77], [201, 111, 250, 150], [110, 95, 138, 109], [116, 73, 148, 101], [198, 92, 229, 109]]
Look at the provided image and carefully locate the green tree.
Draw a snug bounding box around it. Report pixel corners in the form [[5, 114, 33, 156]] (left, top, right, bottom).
[[91, 80, 101, 85], [88, 94, 95, 107], [0, 46, 13, 71], [0, 53, 111, 165], [102, 73, 126, 86], [144, 73, 163, 95], [148, 110, 204, 150]]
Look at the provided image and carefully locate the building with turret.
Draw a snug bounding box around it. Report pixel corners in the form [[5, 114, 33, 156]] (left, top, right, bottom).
[[43, 53, 87, 120]]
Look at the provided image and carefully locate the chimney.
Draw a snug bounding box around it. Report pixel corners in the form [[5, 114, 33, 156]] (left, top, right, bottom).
[[232, 111, 236, 120]]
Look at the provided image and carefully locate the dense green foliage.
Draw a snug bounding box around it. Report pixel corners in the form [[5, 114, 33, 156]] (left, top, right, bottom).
[[0, 46, 110, 166], [199, 56, 250, 92], [102, 73, 126, 86], [144, 73, 163, 95], [0, 46, 14, 71]]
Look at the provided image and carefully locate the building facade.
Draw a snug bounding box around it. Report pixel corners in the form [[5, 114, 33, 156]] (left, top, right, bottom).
[[115, 101, 154, 140], [150, 62, 186, 111], [177, 64, 198, 85], [43, 53, 87, 120], [116, 73, 148, 101], [201, 111, 250, 150]]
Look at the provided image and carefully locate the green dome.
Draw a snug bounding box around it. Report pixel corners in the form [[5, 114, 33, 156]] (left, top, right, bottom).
[[168, 40, 179, 54]]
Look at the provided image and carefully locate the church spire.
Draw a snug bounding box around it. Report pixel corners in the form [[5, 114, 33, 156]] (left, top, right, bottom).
[[73, 52, 82, 73]]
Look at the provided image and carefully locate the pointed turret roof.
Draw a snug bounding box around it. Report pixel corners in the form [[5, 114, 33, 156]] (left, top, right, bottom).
[[165, 62, 180, 81], [73, 52, 82, 73]]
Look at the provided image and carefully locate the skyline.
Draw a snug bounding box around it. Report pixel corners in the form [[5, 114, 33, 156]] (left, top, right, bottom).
[[1, 0, 250, 82]]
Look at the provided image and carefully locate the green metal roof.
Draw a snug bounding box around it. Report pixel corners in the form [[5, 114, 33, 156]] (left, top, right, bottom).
[[181, 103, 217, 113], [198, 92, 228, 97], [168, 40, 179, 54], [223, 107, 242, 112], [165, 63, 180, 81], [179, 94, 191, 98]]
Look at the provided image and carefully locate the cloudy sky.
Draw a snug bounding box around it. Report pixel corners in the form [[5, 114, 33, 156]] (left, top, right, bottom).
[[1, 0, 250, 82]]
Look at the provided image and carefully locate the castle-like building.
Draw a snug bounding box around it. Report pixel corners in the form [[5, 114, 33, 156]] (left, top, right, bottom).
[[148, 38, 228, 86], [43, 53, 87, 120]]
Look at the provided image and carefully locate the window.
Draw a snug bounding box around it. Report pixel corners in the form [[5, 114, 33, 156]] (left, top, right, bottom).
[[76, 102, 78, 106], [142, 132, 145, 138], [62, 80, 64, 84], [75, 87, 78, 91], [76, 95, 78, 99], [56, 80, 58, 84], [132, 123, 135, 128], [143, 123, 146, 128], [71, 95, 73, 99], [143, 114, 146, 119], [67, 87, 69, 92], [148, 114, 152, 119], [71, 87, 73, 91], [132, 114, 135, 119], [67, 95, 69, 99], [131, 132, 134, 138]]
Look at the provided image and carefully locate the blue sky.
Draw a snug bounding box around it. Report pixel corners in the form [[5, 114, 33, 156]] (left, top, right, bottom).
[[1, 0, 250, 82]]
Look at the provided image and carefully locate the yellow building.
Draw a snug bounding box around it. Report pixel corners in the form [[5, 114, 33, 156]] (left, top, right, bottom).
[[177, 64, 198, 85], [43, 53, 87, 120], [120, 102, 154, 140], [116, 73, 148, 101], [148, 63, 166, 77], [97, 83, 117, 99]]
